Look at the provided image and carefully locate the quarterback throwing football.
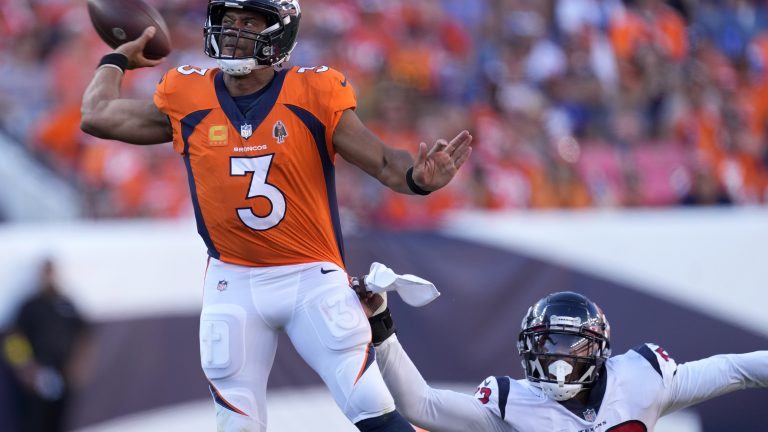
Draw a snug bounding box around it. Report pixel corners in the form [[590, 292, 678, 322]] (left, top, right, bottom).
[[80, 1, 471, 431]]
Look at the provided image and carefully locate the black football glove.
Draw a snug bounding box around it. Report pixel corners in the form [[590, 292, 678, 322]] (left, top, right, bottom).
[[351, 277, 396, 346]]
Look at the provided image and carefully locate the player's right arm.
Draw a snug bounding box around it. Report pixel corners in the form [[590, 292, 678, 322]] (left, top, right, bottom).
[[80, 27, 172, 144]]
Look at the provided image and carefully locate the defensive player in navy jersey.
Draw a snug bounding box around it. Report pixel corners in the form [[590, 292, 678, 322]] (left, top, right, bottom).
[[354, 285, 768, 432]]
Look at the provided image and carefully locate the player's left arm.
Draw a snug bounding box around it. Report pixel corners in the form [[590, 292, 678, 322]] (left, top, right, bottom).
[[354, 287, 507, 431], [376, 335, 509, 432], [332, 109, 473, 194], [661, 351, 768, 415]]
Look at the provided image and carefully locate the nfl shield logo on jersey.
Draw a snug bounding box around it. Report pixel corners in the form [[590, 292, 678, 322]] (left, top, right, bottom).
[[216, 280, 228, 292], [583, 408, 597, 422], [240, 123, 253, 139]]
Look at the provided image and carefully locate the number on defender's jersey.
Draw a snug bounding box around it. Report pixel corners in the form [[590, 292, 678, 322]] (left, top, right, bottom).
[[607, 420, 647, 432], [476, 387, 492, 404], [230, 155, 286, 230]]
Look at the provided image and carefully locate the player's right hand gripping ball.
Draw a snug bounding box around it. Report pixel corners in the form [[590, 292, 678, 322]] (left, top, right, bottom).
[[87, 0, 171, 59]]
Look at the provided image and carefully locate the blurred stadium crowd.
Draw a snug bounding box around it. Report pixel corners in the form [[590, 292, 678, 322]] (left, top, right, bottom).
[[2, 0, 768, 227]]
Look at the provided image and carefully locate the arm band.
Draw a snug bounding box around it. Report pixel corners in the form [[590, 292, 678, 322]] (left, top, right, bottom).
[[98, 53, 129, 74], [406, 167, 431, 195], [370, 308, 396, 346]]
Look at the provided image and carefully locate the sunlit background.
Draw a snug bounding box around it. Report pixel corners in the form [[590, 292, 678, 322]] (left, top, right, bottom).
[[1, 0, 767, 431]]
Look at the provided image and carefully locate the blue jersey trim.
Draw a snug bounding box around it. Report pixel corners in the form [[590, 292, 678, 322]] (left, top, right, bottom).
[[495, 376, 510, 420], [232, 80, 272, 116], [214, 69, 288, 140], [633, 344, 663, 378], [284, 103, 345, 264], [360, 343, 376, 379], [181, 109, 220, 259]]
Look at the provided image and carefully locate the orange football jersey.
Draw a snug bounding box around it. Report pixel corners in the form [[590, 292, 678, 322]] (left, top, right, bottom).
[[154, 65, 356, 269]]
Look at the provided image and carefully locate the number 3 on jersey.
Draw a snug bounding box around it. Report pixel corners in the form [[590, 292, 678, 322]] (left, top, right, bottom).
[[231, 155, 286, 230]]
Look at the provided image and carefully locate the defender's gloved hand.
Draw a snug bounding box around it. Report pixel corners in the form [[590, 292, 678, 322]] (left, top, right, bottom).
[[351, 277, 395, 345]]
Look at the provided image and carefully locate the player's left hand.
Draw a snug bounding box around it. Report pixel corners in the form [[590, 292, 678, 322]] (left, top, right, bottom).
[[411, 130, 473, 192]]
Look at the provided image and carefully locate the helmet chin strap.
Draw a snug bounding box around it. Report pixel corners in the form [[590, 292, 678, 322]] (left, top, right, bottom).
[[217, 58, 269, 76]]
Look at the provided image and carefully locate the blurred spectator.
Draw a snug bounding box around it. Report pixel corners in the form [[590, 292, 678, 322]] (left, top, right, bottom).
[[679, 163, 733, 206], [2, 0, 768, 225], [0, 342, 23, 432], [2, 259, 89, 432]]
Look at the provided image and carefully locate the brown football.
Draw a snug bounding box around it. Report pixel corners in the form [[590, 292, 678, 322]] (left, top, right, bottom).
[[87, 0, 171, 60]]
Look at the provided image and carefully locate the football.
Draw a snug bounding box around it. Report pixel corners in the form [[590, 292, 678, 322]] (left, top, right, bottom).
[[87, 0, 171, 60]]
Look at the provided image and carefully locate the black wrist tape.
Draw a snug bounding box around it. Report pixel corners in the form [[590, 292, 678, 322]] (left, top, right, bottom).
[[369, 308, 396, 346], [98, 53, 129, 73], [406, 167, 431, 195]]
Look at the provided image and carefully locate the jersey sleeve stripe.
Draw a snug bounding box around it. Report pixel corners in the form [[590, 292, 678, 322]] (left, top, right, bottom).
[[632, 344, 663, 378], [214, 70, 288, 136], [496, 376, 511, 420], [285, 103, 345, 264], [181, 109, 220, 260]]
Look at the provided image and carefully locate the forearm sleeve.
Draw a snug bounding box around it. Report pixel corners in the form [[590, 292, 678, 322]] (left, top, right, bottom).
[[663, 351, 768, 415], [376, 335, 507, 432]]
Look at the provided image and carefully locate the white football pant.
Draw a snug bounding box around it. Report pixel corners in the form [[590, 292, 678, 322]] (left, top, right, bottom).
[[200, 259, 396, 431]]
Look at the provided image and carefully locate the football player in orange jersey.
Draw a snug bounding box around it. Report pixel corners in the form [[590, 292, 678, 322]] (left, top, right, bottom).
[[80, 1, 471, 431]]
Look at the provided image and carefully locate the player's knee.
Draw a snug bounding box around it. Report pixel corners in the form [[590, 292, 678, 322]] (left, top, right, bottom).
[[344, 360, 396, 422], [214, 403, 264, 432], [354, 411, 415, 432]]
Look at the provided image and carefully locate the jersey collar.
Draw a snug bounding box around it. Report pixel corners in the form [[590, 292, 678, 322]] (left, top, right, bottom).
[[214, 69, 288, 140], [559, 365, 608, 421]]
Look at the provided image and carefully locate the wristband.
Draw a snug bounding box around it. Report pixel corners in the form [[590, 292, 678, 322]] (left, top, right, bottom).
[[98, 53, 129, 74], [369, 307, 396, 346], [406, 167, 431, 195]]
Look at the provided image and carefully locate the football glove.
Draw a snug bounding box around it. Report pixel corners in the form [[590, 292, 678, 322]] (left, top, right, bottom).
[[351, 277, 395, 345]]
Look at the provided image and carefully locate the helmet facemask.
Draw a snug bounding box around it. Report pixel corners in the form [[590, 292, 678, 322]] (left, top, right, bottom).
[[519, 329, 610, 401], [517, 292, 611, 402], [204, 0, 301, 75]]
